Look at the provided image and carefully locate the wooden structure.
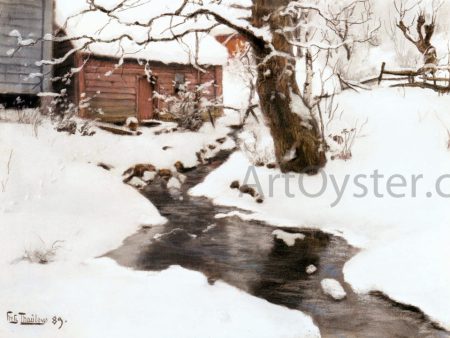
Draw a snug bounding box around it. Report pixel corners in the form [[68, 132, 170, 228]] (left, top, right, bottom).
[[358, 62, 450, 94], [215, 34, 247, 57], [53, 52, 223, 122], [0, 0, 53, 97], [52, 0, 228, 123]]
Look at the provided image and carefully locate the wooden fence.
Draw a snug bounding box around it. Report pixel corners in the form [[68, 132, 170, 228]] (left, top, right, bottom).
[[360, 62, 450, 93]]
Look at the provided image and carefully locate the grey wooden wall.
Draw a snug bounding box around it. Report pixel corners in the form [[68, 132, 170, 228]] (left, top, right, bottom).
[[0, 0, 53, 95]]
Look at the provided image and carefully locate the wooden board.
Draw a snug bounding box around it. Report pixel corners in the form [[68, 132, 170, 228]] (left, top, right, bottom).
[[137, 77, 154, 120], [0, 0, 53, 94]]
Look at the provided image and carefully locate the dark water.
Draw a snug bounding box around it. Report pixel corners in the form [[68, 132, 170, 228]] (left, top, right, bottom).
[[108, 152, 450, 338]]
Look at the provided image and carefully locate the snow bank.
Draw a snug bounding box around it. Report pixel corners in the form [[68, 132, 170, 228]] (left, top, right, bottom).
[[190, 88, 450, 329], [0, 117, 233, 265], [0, 260, 320, 338], [0, 117, 320, 337], [0, 122, 165, 265]]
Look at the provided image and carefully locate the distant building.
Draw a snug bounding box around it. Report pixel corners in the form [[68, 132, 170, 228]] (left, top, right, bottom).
[[0, 0, 53, 107], [215, 34, 247, 57], [212, 25, 247, 57]]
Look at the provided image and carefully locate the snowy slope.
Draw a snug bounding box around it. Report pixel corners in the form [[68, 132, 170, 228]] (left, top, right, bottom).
[[0, 118, 320, 337]]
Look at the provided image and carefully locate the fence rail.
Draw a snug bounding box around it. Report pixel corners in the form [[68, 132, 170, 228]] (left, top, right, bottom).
[[364, 62, 450, 93]]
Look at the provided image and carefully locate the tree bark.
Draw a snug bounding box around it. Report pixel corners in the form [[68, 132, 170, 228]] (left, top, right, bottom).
[[251, 0, 326, 174]]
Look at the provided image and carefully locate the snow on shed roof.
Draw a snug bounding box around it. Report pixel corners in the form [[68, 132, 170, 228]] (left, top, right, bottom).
[[54, 0, 229, 66]]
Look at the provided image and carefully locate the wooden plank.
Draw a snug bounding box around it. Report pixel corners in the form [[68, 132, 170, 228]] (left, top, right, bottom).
[[95, 123, 140, 136], [0, 0, 42, 8], [390, 82, 450, 93], [76, 53, 86, 116], [88, 92, 135, 100], [4, 64, 41, 74], [0, 0, 46, 94], [90, 98, 136, 108], [85, 66, 146, 75], [86, 86, 135, 95], [0, 44, 42, 58], [85, 80, 136, 88], [84, 72, 136, 83], [0, 62, 40, 72], [137, 77, 153, 120], [88, 106, 136, 115], [0, 19, 42, 33], [0, 82, 38, 94], [41, 0, 53, 92], [0, 3, 43, 20]]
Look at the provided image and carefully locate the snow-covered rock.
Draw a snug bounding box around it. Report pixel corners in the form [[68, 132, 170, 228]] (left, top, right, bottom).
[[128, 176, 147, 188], [177, 174, 187, 184], [126, 117, 139, 131], [306, 265, 317, 275], [167, 177, 182, 190], [272, 230, 305, 247], [321, 279, 347, 301], [142, 171, 156, 182]]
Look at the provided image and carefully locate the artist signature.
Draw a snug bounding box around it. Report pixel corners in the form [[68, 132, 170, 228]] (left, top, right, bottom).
[[7, 311, 67, 329]]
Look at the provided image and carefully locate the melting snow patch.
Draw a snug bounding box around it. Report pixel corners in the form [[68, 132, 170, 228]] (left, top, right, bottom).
[[128, 176, 147, 189], [167, 177, 181, 190], [142, 171, 156, 182], [306, 264, 317, 275], [321, 279, 347, 300], [203, 223, 217, 233], [272, 230, 305, 246]]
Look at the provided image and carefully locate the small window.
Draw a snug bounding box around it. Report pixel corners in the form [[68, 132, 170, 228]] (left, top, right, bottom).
[[174, 73, 185, 94]]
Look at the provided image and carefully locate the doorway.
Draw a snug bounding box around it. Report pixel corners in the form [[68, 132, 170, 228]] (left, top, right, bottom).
[[137, 77, 154, 121]]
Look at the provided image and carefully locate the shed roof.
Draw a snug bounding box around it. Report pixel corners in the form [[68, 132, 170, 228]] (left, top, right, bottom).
[[54, 0, 229, 66]]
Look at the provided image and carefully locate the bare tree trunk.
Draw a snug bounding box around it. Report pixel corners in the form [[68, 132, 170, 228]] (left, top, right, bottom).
[[251, 0, 326, 174]]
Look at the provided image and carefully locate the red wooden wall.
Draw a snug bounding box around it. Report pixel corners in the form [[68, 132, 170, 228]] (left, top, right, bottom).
[[215, 34, 247, 57], [54, 51, 223, 122]]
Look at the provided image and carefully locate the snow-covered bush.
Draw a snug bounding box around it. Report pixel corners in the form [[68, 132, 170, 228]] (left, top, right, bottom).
[[22, 240, 64, 265], [50, 89, 78, 120], [155, 81, 221, 131], [329, 128, 357, 161], [329, 119, 368, 161], [239, 129, 276, 166]]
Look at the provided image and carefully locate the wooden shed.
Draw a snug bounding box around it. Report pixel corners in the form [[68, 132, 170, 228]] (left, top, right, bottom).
[[0, 0, 53, 100], [53, 53, 224, 123], [53, 0, 228, 123]]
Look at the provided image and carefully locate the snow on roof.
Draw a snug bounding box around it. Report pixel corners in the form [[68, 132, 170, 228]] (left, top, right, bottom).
[[209, 0, 252, 37], [54, 0, 229, 66]]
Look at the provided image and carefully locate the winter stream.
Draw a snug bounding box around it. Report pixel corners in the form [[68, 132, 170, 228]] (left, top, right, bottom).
[[108, 151, 450, 338]]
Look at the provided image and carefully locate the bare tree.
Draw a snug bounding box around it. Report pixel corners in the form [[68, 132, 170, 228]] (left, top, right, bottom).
[[394, 0, 442, 67], [14, 0, 375, 174], [325, 0, 380, 61]]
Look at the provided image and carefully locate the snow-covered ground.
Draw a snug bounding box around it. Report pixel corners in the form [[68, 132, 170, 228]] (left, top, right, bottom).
[[191, 88, 450, 330], [0, 115, 320, 337]]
